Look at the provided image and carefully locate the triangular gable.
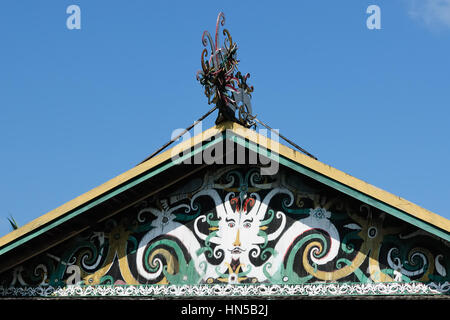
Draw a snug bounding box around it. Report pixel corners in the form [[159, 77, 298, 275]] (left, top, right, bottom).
[[0, 121, 448, 274], [0, 121, 449, 298]]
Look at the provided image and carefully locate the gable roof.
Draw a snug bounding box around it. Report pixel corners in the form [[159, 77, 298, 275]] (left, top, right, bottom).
[[0, 121, 448, 273]]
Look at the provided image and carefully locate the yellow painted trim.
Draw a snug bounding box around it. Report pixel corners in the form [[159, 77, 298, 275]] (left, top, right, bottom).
[[0, 122, 233, 248], [0, 120, 448, 251], [226, 122, 450, 233]]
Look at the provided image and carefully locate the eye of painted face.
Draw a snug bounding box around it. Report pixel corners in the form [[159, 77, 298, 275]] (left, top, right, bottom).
[[242, 218, 253, 229], [225, 218, 236, 228]]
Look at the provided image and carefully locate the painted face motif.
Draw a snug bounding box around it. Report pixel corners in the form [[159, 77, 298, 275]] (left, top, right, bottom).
[[193, 184, 292, 282], [217, 195, 259, 260]]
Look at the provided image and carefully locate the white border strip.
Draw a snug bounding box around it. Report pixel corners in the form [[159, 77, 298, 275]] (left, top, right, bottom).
[[1, 282, 449, 297]]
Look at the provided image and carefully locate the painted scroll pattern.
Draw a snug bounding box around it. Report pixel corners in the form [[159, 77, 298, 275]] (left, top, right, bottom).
[[1, 167, 449, 296]]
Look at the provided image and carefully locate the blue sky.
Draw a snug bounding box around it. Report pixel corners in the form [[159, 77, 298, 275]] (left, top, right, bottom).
[[0, 0, 449, 236]]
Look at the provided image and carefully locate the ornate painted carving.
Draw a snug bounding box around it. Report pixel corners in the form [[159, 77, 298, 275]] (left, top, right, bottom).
[[196, 12, 255, 127], [1, 166, 448, 297]]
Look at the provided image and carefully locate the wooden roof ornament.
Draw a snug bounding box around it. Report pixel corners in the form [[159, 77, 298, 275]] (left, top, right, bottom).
[[196, 12, 255, 127], [194, 12, 317, 160]]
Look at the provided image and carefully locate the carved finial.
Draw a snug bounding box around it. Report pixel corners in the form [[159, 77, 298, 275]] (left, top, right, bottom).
[[196, 12, 255, 128]]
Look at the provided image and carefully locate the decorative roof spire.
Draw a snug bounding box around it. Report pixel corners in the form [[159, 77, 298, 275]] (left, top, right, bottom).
[[196, 12, 255, 128]]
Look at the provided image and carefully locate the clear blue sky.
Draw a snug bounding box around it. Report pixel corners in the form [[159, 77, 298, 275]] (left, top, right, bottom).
[[1, 0, 449, 236]]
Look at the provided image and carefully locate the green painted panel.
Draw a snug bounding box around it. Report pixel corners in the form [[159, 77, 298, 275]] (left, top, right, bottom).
[[1, 163, 448, 297]]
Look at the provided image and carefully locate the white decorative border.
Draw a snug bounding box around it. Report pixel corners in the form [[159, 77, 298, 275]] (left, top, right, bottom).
[[0, 282, 449, 298]]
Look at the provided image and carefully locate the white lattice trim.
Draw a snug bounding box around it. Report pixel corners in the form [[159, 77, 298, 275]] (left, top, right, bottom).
[[1, 282, 449, 297]]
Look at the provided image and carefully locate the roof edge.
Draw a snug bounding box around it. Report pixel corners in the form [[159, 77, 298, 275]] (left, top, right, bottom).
[[0, 122, 233, 249], [225, 123, 449, 234]]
